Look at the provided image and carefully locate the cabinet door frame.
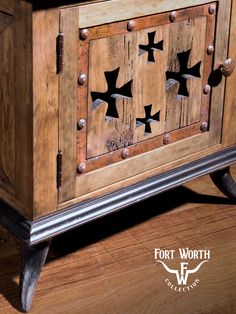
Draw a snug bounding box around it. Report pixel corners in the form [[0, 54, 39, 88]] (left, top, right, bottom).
[[58, 0, 232, 206]]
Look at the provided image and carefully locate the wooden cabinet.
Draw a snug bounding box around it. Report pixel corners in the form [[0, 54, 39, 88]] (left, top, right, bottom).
[[0, 0, 236, 312]]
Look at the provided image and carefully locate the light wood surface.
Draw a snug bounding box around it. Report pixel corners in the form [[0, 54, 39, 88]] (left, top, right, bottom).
[[0, 0, 34, 218], [79, 0, 224, 28], [0, 164, 235, 313], [32, 8, 59, 218], [58, 7, 79, 203], [222, 0, 236, 147], [209, 0, 232, 145]]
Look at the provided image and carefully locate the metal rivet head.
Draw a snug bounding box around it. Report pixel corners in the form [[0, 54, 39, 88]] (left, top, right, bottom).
[[203, 84, 211, 94], [163, 134, 171, 145], [80, 29, 89, 40], [77, 119, 86, 130], [78, 73, 87, 86], [121, 148, 129, 159], [208, 4, 216, 15], [200, 121, 208, 132], [77, 163, 86, 174], [169, 11, 177, 22], [207, 45, 214, 55], [127, 20, 135, 31]]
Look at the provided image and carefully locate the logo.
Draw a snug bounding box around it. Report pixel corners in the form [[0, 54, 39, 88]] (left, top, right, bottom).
[[154, 248, 210, 292]]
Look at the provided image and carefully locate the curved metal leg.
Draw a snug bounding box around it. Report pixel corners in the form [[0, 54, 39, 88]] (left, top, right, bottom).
[[19, 241, 50, 312], [210, 167, 236, 201]]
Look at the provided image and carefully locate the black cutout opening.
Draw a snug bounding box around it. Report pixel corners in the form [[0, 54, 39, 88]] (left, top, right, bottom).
[[139, 31, 163, 63], [91, 67, 133, 119], [166, 49, 201, 97], [136, 104, 160, 134], [208, 69, 223, 87]]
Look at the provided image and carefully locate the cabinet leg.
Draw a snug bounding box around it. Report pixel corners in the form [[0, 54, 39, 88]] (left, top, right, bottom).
[[210, 166, 236, 201], [19, 241, 50, 312]]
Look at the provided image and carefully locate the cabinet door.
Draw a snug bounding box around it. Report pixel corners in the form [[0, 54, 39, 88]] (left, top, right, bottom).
[[59, 0, 232, 204]]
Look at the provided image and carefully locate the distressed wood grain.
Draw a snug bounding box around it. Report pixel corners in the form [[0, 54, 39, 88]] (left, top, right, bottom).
[[58, 7, 79, 203], [32, 8, 59, 218], [222, 0, 236, 147]]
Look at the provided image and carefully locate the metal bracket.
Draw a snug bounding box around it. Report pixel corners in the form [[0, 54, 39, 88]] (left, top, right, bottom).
[[56, 32, 64, 74], [57, 151, 62, 188]]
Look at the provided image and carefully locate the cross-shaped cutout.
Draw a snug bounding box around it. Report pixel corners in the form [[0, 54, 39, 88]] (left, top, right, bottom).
[[136, 104, 160, 134], [91, 67, 133, 119], [166, 49, 201, 97], [139, 31, 163, 63]]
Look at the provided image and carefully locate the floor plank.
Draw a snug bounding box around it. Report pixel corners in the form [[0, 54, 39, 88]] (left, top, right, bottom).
[[0, 165, 235, 313]]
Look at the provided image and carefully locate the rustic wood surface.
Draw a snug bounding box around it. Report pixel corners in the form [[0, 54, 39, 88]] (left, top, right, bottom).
[[222, 0, 236, 147], [58, 7, 79, 203], [79, 0, 223, 28], [209, 0, 231, 146], [32, 8, 59, 218], [0, 0, 34, 218], [0, 164, 235, 313], [79, 5, 215, 175], [0, 12, 15, 194]]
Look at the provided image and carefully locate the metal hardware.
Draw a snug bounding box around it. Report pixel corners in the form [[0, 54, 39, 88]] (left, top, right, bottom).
[[208, 4, 216, 15], [220, 58, 235, 77], [121, 148, 129, 159], [127, 20, 135, 31], [206, 45, 214, 55], [78, 73, 87, 86], [56, 33, 64, 74], [200, 121, 208, 132], [203, 84, 211, 94], [163, 134, 171, 145], [77, 163, 86, 174], [169, 11, 177, 22], [80, 29, 89, 40], [57, 151, 62, 188], [77, 119, 86, 130]]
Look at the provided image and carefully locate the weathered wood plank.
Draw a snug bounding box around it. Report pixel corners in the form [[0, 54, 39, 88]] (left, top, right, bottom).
[[222, 0, 236, 147], [58, 7, 79, 203], [32, 8, 59, 218], [87, 32, 136, 159], [79, 0, 219, 28], [0, 12, 15, 194], [209, 0, 232, 145], [14, 0, 34, 218], [165, 17, 206, 132]]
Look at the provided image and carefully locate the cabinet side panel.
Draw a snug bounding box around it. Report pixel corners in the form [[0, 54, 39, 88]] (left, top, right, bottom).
[[33, 8, 59, 219], [0, 1, 34, 219], [0, 12, 15, 195], [222, 0, 236, 147], [14, 0, 34, 218]]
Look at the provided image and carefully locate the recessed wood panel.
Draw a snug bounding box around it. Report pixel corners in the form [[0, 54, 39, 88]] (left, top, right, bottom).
[[0, 12, 15, 194], [78, 4, 215, 173]]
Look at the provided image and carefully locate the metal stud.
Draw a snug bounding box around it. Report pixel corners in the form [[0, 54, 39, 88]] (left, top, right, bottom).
[[121, 148, 129, 159], [203, 84, 211, 94], [127, 20, 135, 32], [163, 134, 171, 145], [206, 45, 214, 55], [80, 29, 89, 40], [169, 11, 177, 23], [78, 73, 87, 86], [77, 119, 86, 130], [77, 163, 86, 174], [208, 4, 216, 15], [200, 121, 208, 132]]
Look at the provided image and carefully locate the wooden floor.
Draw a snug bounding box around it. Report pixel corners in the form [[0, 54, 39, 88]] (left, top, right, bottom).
[[0, 166, 235, 314]]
